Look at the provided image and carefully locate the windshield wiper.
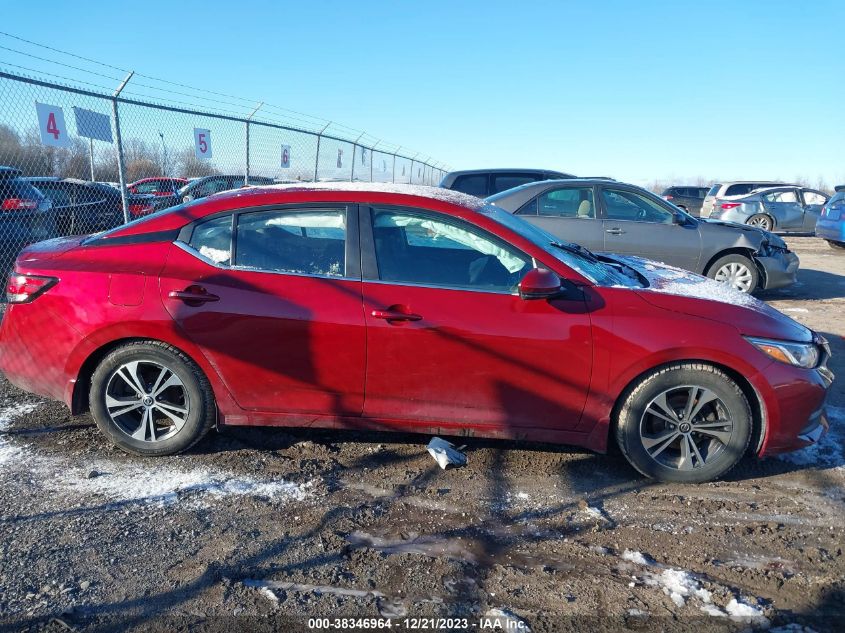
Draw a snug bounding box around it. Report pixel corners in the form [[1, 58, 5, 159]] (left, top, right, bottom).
[[550, 241, 600, 263]]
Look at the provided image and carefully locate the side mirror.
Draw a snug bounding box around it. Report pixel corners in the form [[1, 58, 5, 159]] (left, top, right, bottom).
[[518, 268, 562, 300]]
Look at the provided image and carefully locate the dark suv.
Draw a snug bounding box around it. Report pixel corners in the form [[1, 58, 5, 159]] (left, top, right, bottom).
[[661, 186, 710, 216], [0, 167, 54, 276], [440, 169, 575, 198], [25, 178, 126, 235], [179, 175, 276, 203]]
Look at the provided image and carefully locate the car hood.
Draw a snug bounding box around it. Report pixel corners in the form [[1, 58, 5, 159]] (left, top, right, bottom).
[[697, 218, 788, 249], [605, 255, 812, 342]]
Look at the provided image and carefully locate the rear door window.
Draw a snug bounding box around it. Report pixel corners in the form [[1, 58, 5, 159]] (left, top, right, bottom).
[[763, 190, 799, 203], [537, 186, 595, 218], [725, 184, 756, 196], [451, 174, 488, 197], [802, 191, 827, 205], [491, 173, 542, 194], [34, 183, 71, 207], [235, 208, 346, 277]]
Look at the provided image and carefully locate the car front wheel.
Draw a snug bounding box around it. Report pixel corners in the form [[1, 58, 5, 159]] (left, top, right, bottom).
[[706, 253, 759, 293], [615, 363, 752, 483], [89, 341, 216, 456]]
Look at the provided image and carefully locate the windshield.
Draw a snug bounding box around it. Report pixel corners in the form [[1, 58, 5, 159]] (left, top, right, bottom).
[[479, 203, 639, 287]]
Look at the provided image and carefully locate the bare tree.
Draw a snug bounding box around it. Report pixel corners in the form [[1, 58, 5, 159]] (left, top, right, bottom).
[[175, 147, 220, 178]]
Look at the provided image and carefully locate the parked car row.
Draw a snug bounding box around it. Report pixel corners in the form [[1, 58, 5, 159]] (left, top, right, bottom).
[[441, 170, 799, 294], [0, 182, 833, 484]]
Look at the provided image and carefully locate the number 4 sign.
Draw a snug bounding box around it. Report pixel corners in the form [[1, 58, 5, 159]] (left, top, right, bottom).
[[194, 128, 212, 159], [35, 103, 70, 148]]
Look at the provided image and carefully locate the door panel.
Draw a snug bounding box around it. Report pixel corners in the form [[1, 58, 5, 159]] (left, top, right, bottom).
[[599, 187, 701, 270], [762, 189, 803, 228], [160, 207, 366, 415], [362, 283, 593, 431]]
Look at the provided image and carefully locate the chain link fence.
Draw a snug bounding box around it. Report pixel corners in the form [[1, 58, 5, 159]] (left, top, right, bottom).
[[0, 70, 448, 277]]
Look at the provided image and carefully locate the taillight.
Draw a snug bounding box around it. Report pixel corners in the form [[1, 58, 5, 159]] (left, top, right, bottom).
[[720, 202, 742, 210], [6, 273, 58, 303], [1, 198, 39, 211], [663, 195, 673, 200]]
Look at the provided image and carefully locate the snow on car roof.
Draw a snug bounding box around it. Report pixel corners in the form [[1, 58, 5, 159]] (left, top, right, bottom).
[[245, 182, 487, 209]]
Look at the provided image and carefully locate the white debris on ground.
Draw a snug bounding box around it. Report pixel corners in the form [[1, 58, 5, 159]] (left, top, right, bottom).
[[0, 401, 311, 506], [623, 549, 768, 621], [778, 405, 845, 471], [622, 549, 653, 566], [55, 463, 312, 505], [426, 437, 467, 469], [0, 403, 39, 466]]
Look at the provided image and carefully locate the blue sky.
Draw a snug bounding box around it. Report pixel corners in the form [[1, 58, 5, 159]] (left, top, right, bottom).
[[2, 0, 844, 186]]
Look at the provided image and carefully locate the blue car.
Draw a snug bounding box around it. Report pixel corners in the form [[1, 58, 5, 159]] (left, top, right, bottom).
[[815, 185, 845, 251]]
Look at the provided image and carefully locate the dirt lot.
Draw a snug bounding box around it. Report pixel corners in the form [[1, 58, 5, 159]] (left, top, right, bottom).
[[0, 236, 843, 633]]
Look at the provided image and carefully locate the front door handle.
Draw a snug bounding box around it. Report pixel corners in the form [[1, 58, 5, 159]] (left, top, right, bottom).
[[605, 227, 626, 235], [168, 285, 220, 304], [371, 308, 422, 322]]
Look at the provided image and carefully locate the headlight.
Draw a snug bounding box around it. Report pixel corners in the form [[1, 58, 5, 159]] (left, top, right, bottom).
[[745, 336, 820, 368]]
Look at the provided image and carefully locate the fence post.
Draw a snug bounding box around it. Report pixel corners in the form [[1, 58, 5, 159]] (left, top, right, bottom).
[[88, 138, 95, 182], [111, 71, 134, 224], [314, 121, 331, 181], [244, 102, 262, 185], [350, 133, 364, 181], [370, 140, 380, 182]]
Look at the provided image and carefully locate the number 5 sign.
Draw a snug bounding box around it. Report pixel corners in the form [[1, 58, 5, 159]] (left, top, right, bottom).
[[194, 128, 212, 159], [35, 103, 70, 148]]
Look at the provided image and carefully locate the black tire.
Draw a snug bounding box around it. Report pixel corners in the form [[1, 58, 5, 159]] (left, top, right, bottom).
[[614, 363, 752, 483], [705, 253, 759, 294], [826, 240, 845, 252], [89, 341, 216, 456], [746, 214, 774, 232]]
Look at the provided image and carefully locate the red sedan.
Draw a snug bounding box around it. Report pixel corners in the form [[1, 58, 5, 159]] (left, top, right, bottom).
[[0, 184, 833, 482]]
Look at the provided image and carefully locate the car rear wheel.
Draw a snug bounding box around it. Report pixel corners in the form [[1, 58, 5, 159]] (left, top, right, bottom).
[[747, 214, 774, 231], [615, 363, 752, 483], [826, 240, 845, 252], [706, 253, 759, 293], [89, 341, 215, 456]]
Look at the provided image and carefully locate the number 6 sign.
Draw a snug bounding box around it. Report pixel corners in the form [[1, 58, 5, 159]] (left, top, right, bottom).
[[280, 144, 291, 168], [35, 103, 70, 148], [194, 128, 212, 159]]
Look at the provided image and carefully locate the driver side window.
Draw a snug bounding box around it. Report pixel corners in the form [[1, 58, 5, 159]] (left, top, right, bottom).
[[601, 188, 674, 224], [371, 207, 531, 293]]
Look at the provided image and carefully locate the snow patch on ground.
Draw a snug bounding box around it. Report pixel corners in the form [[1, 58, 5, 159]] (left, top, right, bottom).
[[55, 463, 312, 505], [725, 597, 765, 618], [0, 403, 39, 466], [778, 405, 845, 470], [622, 549, 653, 566]]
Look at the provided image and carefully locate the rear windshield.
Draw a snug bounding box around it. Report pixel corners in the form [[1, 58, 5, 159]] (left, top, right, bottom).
[[451, 174, 488, 197], [0, 179, 46, 201], [706, 184, 721, 197]]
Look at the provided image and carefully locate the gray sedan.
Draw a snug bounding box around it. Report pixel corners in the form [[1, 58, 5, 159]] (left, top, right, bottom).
[[487, 179, 799, 294], [705, 185, 829, 232]]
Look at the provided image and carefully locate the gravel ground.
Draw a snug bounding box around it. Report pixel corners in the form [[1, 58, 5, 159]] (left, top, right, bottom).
[[0, 236, 843, 633]]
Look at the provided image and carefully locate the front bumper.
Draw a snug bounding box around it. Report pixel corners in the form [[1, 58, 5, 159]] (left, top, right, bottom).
[[757, 336, 834, 456], [755, 250, 799, 290]]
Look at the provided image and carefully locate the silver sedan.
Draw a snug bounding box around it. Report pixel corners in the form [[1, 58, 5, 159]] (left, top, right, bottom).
[[706, 186, 828, 232]]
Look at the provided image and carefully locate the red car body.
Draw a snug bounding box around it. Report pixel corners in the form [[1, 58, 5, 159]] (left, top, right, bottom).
[[0, 185, 832, 459]]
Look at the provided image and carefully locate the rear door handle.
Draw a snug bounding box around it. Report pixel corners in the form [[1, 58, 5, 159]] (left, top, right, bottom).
[[168, 285, 220, 304], [605, 228, 625, 235], [371, 309, 422, 322]]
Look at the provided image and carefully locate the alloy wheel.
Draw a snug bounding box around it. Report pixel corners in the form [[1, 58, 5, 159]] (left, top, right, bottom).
[[748, 215, 773, 231], [639, 386, 734, 471], [104, 360, 190, 442], [713, 262, 754, 292]]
